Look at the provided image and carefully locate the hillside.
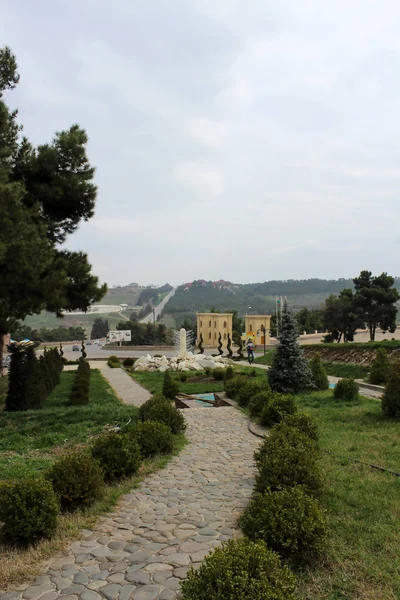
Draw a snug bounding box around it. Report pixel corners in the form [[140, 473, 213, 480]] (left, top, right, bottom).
[[163, 278, 400, 326]]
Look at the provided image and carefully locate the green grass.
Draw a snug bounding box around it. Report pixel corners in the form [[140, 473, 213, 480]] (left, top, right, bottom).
[[0, 376, 7, 406], [0, 370, 139, 480], [294, 390, 400, 599], [129, 365, 267, 396], [322, 362, 370, 380], [254, 349, 275, 366]]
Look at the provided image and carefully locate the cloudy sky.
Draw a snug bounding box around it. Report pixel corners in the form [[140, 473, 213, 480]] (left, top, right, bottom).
[[2, 1, 400, 287]]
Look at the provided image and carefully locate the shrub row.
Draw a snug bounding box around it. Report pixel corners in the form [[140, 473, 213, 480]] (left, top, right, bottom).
[[0, 394, 186, 546], [69, 359, 91, 405]]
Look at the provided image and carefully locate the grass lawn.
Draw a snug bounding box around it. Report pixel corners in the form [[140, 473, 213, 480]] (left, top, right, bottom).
[[322, 362, 370, 380], [0, 370, 139, 480], [128, 365, 268, 396], [294, 390, 400, 599], [254, 349, 275, 366]]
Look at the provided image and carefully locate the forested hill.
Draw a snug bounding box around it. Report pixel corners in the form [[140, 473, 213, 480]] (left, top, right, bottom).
[[163, 278, 400, 321]]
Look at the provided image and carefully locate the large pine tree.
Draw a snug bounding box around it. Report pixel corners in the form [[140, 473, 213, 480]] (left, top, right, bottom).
[[268, 302, 313, 394]]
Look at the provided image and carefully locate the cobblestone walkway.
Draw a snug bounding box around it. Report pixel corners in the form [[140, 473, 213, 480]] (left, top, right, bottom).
[[1, 408, 259, 600]]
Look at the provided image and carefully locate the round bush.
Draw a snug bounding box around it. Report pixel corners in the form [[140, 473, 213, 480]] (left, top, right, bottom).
[[334, 378, 359, 401], [224, 366, 234, 381], [224, 375, 248, 400], [179, 372, 188, 382], [46, 451, 104, 510], [122, 357, 135, 368], [309, 353, 329, 390], [91, 432, 142, 481], [107, 356, 120, 368], [129, 420, 174, 457], [239, 486, 327, 561], [180, 538, 296, 600], [248, 391, 271, 418], [237, 378, 270, 407], [212, 368, 226, 381], [0, 478, 59, 545], [255, 426, 322, 497], [260, 394, 297, 427], [275, 412, 319, 443], [381, 359, 400, 417], [139, 396, 186, 434]]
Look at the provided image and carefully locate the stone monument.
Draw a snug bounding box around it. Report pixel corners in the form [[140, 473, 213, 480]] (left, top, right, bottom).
[[179, 328, 187, 359]]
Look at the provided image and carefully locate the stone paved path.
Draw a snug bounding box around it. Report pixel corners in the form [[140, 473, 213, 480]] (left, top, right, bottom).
[[1, 408, 259, 600]]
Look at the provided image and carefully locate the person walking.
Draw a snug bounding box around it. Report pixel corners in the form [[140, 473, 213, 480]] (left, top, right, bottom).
[[246, 339, 255, 364]]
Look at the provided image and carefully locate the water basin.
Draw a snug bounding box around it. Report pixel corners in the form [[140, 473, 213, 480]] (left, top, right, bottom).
[[329, 383, 336, 389]]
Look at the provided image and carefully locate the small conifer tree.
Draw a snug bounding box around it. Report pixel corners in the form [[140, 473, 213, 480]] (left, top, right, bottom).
[[369, 348, 389, 385], [268, 302, 313, 394], [309, 353, 329, 390], [381, 359, 400, 417], [218, 333, 223, 356], [162, 369, 179, 399]]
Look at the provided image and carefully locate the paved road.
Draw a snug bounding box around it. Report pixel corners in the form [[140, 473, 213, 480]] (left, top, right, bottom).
[[0, 408, 259, 600], [139, 289, 176, 324]]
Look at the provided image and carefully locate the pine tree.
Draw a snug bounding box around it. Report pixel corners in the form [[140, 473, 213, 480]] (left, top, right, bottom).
[[268, 302, 313, 394], [309, 353, 329, 390], [162, 370, 179, 399], [381, 359, 400, 417], [369, 348, 389, 385]]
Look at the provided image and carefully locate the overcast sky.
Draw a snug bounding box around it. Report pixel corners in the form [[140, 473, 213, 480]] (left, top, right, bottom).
[[2, 1, 400, 287]]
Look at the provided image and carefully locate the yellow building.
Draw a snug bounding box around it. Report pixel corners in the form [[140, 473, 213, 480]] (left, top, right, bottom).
[[242, 315, 271, 348], [196, 313, 233, 348]]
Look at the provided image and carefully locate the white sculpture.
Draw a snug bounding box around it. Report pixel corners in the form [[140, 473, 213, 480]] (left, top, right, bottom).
[[179, 328, 187, 359]]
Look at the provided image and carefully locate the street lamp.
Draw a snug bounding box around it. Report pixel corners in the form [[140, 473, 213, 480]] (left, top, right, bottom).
[[246, 306, 252, 316], [260, 324, 266, 356], [152, 309, 156, 346]]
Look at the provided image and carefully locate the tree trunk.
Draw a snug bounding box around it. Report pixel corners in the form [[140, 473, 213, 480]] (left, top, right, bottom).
[[0, 332, 4, 376], [369, 324, 375, 341]]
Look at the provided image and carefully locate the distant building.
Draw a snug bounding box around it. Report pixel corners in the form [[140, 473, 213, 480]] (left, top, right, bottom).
[[241, 315, 271, 348], [196, 313, 233, 348]]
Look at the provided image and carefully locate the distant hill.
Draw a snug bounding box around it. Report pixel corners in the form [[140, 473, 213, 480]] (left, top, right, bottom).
[[164, 277, 400, 325]]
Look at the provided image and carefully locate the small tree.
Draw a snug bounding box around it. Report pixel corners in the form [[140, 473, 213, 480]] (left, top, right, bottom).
[[309, 353, 329, 390], [381, 359, 400, 417], [5, 346, 26, 411], [162, 370, 179, 399], [369, 348, 389, 385], [268, 302, 313, 393], [198, 333, 204, 354], [226, 333, 233, 358], [217, 332, 223, 356], [236, 337, 244, 359]]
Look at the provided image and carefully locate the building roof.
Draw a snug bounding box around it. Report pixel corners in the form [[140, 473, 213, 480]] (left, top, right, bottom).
[[245, 315, 272, 318], [197, 312, 234, 317]]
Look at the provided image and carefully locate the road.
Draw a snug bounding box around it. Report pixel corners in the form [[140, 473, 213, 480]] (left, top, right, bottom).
[[139, 287, 176, 323]]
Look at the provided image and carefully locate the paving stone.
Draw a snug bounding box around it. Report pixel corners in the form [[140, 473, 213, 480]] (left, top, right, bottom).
[[124, 571, 150, 585], [75, 554, 92, 564], [91, 571, 109, 581], [73, 572, 89, 584], [159, 590, 177, 600], [81, 591, 103, 600], [106, 572, 125, 583], [23, 584, 53, 599], [39, 593, 58, 600], [131, 585, 160, 600], [52, 577, 72, 591], [118, 585, 137, 600], [100, 583, 121, 600], [60, 585, 85, 596], [0, 594, 22, 600], [162, 577, 181, 591]]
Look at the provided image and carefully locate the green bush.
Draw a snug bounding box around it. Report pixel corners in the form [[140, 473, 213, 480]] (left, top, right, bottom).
[[139, 395, 186, 434], [0, 478, 59, 545], [46, 451, 104, 510], [248, 391, 271, 418], [333, 378, 359, 401], [255, 426, 322, 497], [381, 359, 400, 417], [309, 353, 329, 390], [180, 538, 296, 600], [107, 355, 120, 368], [179, 372, 188, 382], [260, 394, 297, 427], [69, 360, 90, 406], [162, 369, 179, 399], [212, 368, 225, 381], [369, 348, 389, 385], [91, 432, 142, 481], [275, 412, 319, 443], [122, 357, 135, 367], [224, 375, 247, 399], [224, 366, 234, 380], [239, 486, 327, 561], [129, 420, 174, 457], [205, 366, 211, 376], [237, 378, 270, 407]]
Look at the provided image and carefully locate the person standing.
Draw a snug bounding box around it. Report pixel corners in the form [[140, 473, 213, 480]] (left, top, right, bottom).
[[246, 339, 255, 364]]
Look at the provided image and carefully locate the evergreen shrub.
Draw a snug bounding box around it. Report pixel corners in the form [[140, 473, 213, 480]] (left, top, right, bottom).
[[46, 450, 104, 510], [91, 432, 141, 481], [255, 427, 322, 497], [107, 355, 120, 368], [236, 379, 270, 407], [130, 420, 174, 457], [381, 359, 400, 417], [275, 413, 319, 443], [224, 366, 234, 381], [212, 368, 225, 381], [309, 353, 329, 390], [333, 378, 359, 401], [122, 357, 135, 367], [69, 360, 90, 406], [224, 375, 247, 400], [180, 538, 296, 600], [139, 395, 186, 434], [248, 391, 271, 418], [239, 486, 327, 561], [260, 394, 297, 427], [0, 478, 59, 545], [162, 370, 179, 399], [369, 348, 389, 385]]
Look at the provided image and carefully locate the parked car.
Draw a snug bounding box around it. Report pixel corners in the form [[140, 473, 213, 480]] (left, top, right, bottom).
[[72, 345, 80, 351], [86, 340, 92, 345]]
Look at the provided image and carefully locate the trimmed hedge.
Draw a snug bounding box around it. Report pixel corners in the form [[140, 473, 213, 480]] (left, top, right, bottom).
[[0, 478, 59, 545], [260, 394, 297, 427], [235, 378, 270, 407], [122, 357, 135, 368], [248, 391, 271, 418], [381, 359, 400, 417], [107, 355, 120, 368], [333, 378, 359, 401], [46, 451, 104, 510], [129, 420, 174, 457], [255, 426, 323, 497], [139, 395, 186, 434], [275, 412, 319, 443], [239, 486, 327, 561], [69, 360, 91, 405], [180, 538, 296, 600], [91, 432, 142, 481]]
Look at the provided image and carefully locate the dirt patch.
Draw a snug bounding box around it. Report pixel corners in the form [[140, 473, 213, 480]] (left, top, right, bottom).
[[303, 346, 400, 365]]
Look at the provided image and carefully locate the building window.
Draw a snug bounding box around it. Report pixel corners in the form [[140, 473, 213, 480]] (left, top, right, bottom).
[[209, 320, 211, 327], [223, 320, 227, 328], [209, 332, 211, 339], [250, 324, 253, 332], [200, 320, 202, 327], [214, 321, 217, 327]]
